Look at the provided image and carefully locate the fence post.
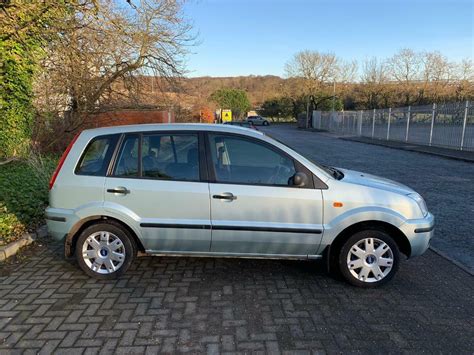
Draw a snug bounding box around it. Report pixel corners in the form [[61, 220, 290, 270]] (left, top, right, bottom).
[[460, 100, 469, 150], [386, 108, 391, 140], [341, 110, 345, 135], [429, 103, 436, 146], [305, 101, 310, 129], [405, 105, 411, 142], [358, 110, 363, 136], [371, 109, 376, 138]]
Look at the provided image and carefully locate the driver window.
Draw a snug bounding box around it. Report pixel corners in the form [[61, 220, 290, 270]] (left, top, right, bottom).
[[208, 134, 296, 185]]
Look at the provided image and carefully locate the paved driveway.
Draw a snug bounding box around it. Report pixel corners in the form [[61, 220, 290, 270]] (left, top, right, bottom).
[[261, 124, 474, 273], [0, 124, 473, 354], [0, 244, 473, 354]]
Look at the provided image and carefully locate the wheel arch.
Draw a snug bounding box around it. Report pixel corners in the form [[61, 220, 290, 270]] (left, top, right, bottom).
[[325, 220, 411, 272], [65, 215, 145, 257]]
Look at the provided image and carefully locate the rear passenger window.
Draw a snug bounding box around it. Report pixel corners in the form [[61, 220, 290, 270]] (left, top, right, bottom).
[[113, 135, 139, 177], [76, 135, 119, 176], [142, 134, 199, 181]]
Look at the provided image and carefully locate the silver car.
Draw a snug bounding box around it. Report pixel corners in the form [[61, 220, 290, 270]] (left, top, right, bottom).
[[46, 124, 434, 287], [247, 115, 270, 126]]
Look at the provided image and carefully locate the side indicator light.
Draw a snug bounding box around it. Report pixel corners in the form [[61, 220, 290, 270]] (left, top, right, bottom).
[[333, 202, 343, 208]]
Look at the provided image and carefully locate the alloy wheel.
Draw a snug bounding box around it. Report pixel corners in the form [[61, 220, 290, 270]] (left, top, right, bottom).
[[81, 231, 126, 274], [346, 237, 394, 283]]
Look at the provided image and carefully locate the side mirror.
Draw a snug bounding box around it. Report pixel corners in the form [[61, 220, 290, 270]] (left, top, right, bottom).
[[290, 172, 308, 187]]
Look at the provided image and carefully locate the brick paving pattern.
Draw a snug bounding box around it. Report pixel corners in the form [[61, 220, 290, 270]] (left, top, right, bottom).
[[0, 245, 473, 353]]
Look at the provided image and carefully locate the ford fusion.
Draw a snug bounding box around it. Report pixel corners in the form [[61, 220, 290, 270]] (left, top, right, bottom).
[[46, 124, 434, 287]]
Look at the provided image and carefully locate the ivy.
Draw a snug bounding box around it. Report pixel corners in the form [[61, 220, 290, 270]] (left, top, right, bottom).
[[0, 0, 78, 159], [0, 37, 40, 158]]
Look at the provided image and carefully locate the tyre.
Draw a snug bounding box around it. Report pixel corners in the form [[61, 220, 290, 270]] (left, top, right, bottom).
[[338, 229, 400, 287], [263, 121, 270, 126], [75, 222, 136, 279]]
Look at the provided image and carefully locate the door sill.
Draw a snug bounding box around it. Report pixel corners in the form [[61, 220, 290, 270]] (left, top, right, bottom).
[[142, 250, 322, 260]]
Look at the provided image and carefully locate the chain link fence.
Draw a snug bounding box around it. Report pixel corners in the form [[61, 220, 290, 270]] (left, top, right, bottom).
[[312, 101, 473, 151]]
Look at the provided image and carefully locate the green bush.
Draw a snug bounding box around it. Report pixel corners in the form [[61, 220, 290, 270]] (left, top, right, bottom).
[[209, 88, 251, 118], [259, 97, 294, 119], [0, 157, 57, 245]]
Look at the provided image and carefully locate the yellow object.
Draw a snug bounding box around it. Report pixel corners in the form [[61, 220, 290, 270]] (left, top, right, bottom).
[[222, 109, 232, 122]]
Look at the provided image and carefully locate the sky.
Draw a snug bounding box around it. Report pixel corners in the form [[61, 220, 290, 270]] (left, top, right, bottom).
[[182, 0, 474, 77]]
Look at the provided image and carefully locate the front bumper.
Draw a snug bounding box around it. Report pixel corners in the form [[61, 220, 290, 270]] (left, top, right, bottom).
[[399, 212, 435, 257]]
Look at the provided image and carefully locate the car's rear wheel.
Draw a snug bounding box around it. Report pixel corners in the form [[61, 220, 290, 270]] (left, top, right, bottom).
[[263, 121, 269, 126], [75, 222, 136, 279], [338, 230, 400, 287]]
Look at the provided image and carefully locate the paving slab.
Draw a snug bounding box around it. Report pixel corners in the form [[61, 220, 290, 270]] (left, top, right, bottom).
[[0, 243, 472, 353]]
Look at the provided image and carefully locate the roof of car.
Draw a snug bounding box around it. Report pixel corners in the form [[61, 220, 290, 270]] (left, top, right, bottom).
[[81, 123, 264, 137]]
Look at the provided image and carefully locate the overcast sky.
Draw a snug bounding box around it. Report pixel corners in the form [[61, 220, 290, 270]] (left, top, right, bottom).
[[183, 0, 473, 77]]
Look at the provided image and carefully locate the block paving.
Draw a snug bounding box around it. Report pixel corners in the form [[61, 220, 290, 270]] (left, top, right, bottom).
[[0, 244, 473, 353]]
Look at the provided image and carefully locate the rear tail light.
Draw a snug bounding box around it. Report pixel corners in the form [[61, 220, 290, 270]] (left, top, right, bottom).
[[49, 133, 80, 190]]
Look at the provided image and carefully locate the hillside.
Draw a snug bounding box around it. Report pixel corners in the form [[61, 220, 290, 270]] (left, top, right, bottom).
[[106, 74, 473, 118], [129, 75, 288, 111]]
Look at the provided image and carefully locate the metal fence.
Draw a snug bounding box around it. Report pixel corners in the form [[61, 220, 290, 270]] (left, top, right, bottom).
[[314, 101, 473, 151]]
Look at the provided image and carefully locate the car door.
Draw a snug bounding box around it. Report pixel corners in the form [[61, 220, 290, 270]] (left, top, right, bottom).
[[207, 132, 324, 256], [249, 116, 259, 125], [104, 131, 211, 253]]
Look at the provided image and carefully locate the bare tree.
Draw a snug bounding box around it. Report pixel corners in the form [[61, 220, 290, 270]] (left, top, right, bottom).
[[418, 51, 454, 101], [453, 58, 474, 101], [358, 57, 389, 108], [386, 48, 422, 105], [454, 58, 473, 82], [386, 48, 422, 82], [35, 0, 194, 133], [285, 50, 338, 89], [422, 51, 452, 82], [362, 57, 387, 84], [284, 50, 342, 113], [337, 60, 358, 83]]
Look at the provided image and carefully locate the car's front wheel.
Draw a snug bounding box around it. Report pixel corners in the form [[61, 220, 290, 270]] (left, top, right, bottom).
[[263, 120, 270, 126], [338, 230, 400, 287], [75, 222, 136, 279]]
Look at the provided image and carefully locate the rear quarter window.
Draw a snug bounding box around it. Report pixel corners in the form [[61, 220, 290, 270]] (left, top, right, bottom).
[[75, 134, 119, 176]]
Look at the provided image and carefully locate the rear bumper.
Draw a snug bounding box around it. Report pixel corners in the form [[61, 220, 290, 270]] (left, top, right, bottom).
[[45, 207, 79, 241], [399, 212, 435, 257]]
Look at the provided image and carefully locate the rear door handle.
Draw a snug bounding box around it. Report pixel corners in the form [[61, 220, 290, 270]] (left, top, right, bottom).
[[107, 186, 130, 195], [213, 192, 237, 201]]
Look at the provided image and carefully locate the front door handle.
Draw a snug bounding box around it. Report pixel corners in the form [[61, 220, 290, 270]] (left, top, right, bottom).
[[213, 192, 237, 201], [107, 186, 130, 195]]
